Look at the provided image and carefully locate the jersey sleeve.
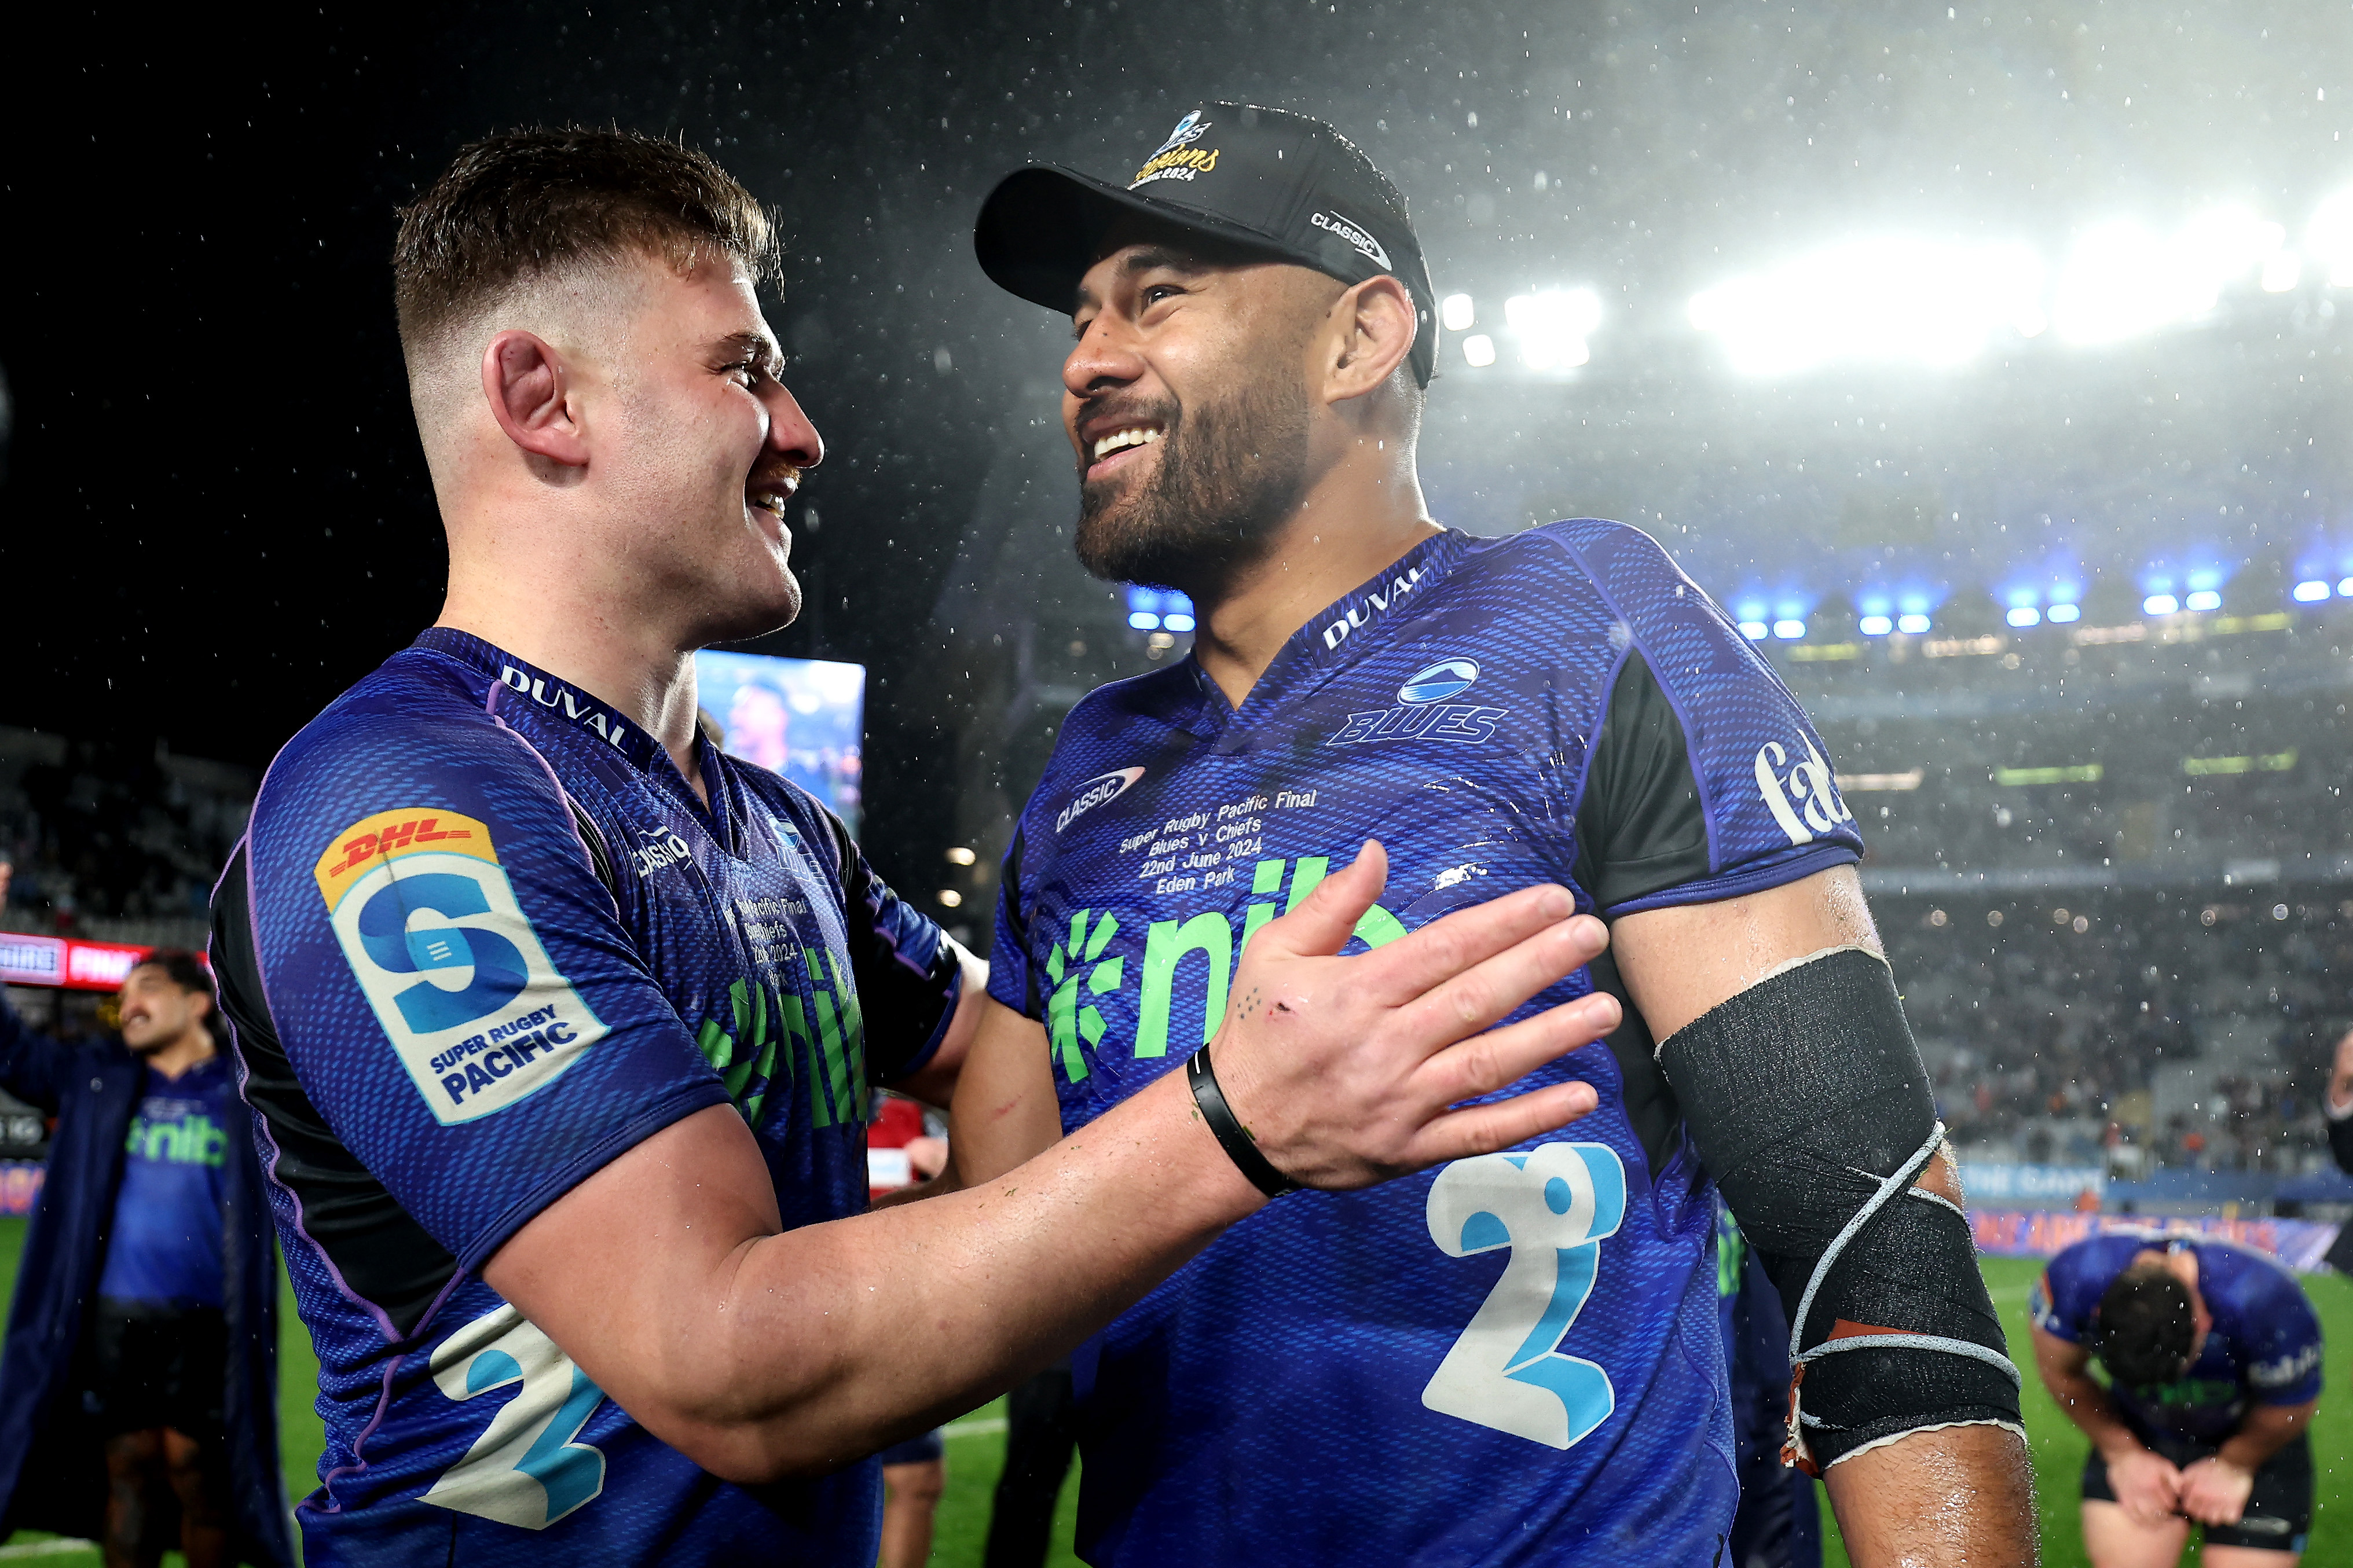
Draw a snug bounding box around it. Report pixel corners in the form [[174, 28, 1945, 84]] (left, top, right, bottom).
[[2027, 1248, 2098, 1343], [987, 826, 1039, 1019], [807, 803, 963, 1083], [2235, 1264, 2325, 1405], [245, 711, 731, 1272], [1548, 524, 1864, 917]]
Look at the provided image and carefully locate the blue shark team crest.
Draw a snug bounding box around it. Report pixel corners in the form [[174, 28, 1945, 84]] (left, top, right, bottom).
[[313, 809, 608, 1125]]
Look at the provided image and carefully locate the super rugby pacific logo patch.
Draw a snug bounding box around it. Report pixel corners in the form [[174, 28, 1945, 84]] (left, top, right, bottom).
[[1057, 768, 1147, 833], [315, 808, 609, 1125]]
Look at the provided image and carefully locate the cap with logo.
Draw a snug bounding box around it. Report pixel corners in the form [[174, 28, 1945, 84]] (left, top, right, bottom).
[[974, 103, 1437, 387]]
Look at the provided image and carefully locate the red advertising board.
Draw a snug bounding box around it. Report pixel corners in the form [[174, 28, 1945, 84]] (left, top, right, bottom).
[[0, 935, 199, 992]]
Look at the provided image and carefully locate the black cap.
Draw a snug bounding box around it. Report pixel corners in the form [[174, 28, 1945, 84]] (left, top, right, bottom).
[[975, 103, 1437, 387]]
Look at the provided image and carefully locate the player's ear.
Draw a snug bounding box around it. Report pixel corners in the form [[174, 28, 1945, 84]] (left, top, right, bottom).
[[1324, 274, 1417, 406], [482, 329, 590, 469]]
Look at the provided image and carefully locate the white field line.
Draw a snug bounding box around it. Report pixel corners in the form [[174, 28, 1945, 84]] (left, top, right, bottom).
[[0, 1542, 97, 1560]]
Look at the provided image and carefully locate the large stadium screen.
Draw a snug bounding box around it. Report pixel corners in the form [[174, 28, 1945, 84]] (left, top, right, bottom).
[[693, 650, 866, 835]]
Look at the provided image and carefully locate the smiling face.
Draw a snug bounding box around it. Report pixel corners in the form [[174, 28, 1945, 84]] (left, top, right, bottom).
[[589, 256, 826, 645], [1062, 223, 1342, 594], [118, 963, 208, 1056]]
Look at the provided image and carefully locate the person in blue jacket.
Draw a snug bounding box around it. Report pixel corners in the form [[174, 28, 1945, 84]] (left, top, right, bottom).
[[0, 950, 289, 1568]]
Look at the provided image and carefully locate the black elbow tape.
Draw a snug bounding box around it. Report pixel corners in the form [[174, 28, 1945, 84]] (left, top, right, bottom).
[[1658, 946, 2020, 1470]]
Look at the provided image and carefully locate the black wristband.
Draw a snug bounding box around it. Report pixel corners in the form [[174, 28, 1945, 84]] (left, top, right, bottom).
[[1187, 1045, 1300, 1198]]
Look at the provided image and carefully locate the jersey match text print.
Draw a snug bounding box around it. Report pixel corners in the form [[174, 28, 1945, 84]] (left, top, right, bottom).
[[1422, 1142, 1627, 1449], [420, 1305, 609, 1529]]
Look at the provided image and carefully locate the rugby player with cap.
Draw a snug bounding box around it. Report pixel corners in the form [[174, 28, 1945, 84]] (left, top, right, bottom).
[[211, 126, 1626, 1565], [2031, 1233, 2322, 1565], [958, 103, 2037, 1564]]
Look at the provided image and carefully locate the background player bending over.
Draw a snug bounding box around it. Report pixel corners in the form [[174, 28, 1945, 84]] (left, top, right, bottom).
[[2032, 1235, 2322, 1566], [959, 104, 2036, 1565], [211, 127, 1626, 1566]]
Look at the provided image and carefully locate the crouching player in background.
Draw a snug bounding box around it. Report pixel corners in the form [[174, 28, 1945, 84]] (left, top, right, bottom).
[[2032, 1233, 2323, 1566]]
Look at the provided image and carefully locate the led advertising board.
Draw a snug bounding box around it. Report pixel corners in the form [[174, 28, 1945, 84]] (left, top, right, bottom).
[[692, 651, 867, 835]]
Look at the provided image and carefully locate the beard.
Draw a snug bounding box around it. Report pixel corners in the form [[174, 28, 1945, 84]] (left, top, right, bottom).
[[1073, 368, 1314, 596]]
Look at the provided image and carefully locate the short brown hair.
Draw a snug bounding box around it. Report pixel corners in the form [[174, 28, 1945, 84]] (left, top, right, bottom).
[[393, 126, 779, 355]]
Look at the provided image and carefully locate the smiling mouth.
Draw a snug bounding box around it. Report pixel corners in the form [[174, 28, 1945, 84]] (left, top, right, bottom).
[[1087, 424, 1164, 473], [747, 468, 802, 515]]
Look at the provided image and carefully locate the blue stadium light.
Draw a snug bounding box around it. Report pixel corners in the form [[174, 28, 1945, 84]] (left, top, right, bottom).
[[2294, 579, 2332, 603], [1128, 611, 1161, 630], [2184, 589, 2222, 612], [1897, 612, 1931, 634], [1773, 618, 1806, 640], [1164, 614, 1197, 632], [1738, 620, 1770, 640], [2046, 603, 2081, 623], [2142, 593, 2179, 615], [2006, 606, 2042, 627], [1859, 615, 1894, 636], [2339, 577, 2353, 597]]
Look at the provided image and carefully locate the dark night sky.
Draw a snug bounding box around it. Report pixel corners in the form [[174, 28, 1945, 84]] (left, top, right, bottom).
[[6, 1, 2349, 893]]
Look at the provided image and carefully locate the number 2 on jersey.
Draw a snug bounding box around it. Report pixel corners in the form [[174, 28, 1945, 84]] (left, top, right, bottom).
[[1422, 1141, 1626, 1449], [421, 1304, 608, 1529]]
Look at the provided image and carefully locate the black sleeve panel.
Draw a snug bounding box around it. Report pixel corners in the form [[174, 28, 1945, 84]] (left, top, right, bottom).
[[211, 843, 459, 1338], [1573, 650, 1714, 916]]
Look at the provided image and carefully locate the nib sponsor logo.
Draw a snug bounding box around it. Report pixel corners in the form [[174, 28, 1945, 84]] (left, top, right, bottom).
[[1046, 909, 1124, 1083], [1056, 766, 1146, 833]]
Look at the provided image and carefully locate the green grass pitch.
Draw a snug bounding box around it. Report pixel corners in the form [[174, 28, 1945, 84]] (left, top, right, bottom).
[[0, 1224, 2341, 1565]]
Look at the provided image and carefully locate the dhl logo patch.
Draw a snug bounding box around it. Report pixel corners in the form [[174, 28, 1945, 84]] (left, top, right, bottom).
[[314, 808, 498, 911]]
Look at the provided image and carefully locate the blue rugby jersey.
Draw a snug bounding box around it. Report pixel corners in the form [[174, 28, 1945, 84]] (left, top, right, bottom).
[[989, 520, 1864, 1566], [210, 628, 961, 1566], [98, 1056, 236, 1308], [2031, 1235, 2325, 1444]]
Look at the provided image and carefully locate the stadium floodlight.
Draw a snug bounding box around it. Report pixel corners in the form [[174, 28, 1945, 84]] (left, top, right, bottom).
[[1772, 618, 1806, 640], [1685, 237, 2044, 376], [1441, 293, 1477, 332], [1859, 615, 1894, 636], [1504, 289, 1601, 370], [1127, 611, 1160, 630], [2262, 251, 2303, 292], [1738, 620, 1770, 640], [1897, 612, 1931, 634], [2143, 593, 2180, 615], [1164, 613, 1196, 632], [2006, 607, 2042, 627], [2046, 603, 2081, 623], [2339, 576, 2353, 597], [2184, 589, 2223, 612], [2294, 579, 2332, 602], [1461, 333, 1497, 368], [2054, 208, 2285, 344], [2310, 187, 2353, 288]]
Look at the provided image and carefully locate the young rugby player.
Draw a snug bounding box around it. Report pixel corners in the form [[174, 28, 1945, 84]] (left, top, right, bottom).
[[208, 126, 1625, 1566], [962, 102, 2037, 1565]]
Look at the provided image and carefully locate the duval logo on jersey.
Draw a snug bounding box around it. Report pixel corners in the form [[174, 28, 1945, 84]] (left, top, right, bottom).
[[497, 664, 629, 750], [1056, 766, 1147, 833], [1044, 854, 1406, 1082], [1320, 563, 1430, 649], [314, 808, 610, 1125], [1326, 656, 1508, 748], [1753, 736, 1853, 846]]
